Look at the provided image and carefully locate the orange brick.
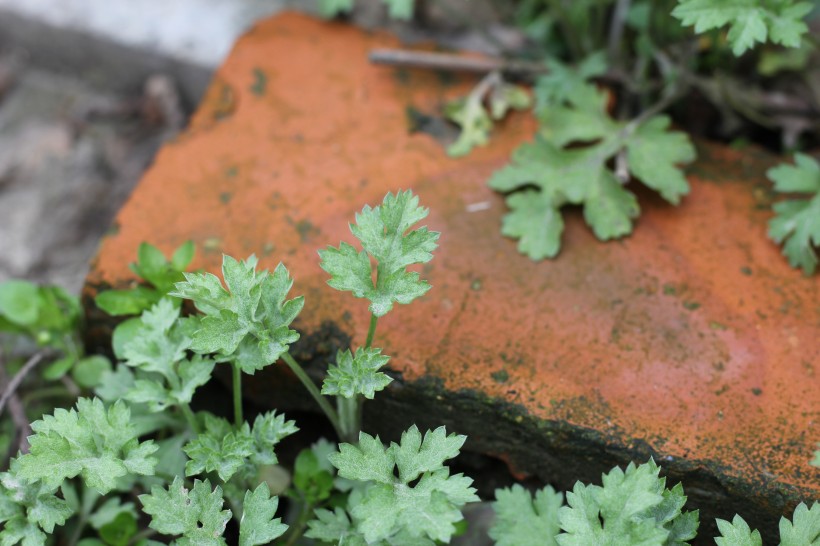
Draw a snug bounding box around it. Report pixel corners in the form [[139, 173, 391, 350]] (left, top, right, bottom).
[[84, 12, 819, 536]]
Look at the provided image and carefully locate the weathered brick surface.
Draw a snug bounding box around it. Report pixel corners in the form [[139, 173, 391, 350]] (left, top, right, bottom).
[[84, 12, 819, 538]]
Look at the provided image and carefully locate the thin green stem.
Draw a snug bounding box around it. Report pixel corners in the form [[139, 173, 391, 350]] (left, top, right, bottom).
[[337, 395, 361, 443], [231, 361, 243, 427], [364, 314, 379, 349], [281, 352, 342, 438], [180, 403, 200, 434]]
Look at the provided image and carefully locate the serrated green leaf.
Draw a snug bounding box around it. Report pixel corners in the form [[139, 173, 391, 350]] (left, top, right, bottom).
[[320, 190, 439, 317], [0, 281, 39, 326], [171, 257, 302, 372], [534, 54, 607, 114], [490, 484, 563, 546], [391, 426, 466, 483], [672, 0, 812, 55], [330, 432, 394, 484], [16, 398, 158, 494], [184, 418, 254, 482], [0, 517, 47, 546], [323, 347, 392, 399], [250, 411, 298, 466], [491, 88, 693, 259], [139, 477, 231, 546], [780, 502, 820, 546], [556, 460, 698, 546], [714, 514, 762, 546], [239, 483, 287, 546], [626, 116, 695, 205], [583, 170, 640, 240], [768, 153, 820, 193], [318, 243, 374, 299], [329, 426, 477, 543], [0, 466, 73, 537], [122, 299, 189, 379], [94, 366, 136, 402], [306, 508, 367, 545], [500, 191, 565, 260]]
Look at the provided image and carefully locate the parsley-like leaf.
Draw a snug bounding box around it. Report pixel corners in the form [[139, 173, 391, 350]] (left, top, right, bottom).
[[171, 257, 304, 372], [250, 411, 299, 465], [306, 507, 367, 545], [490, 60, 694, 260], [767, 153, 820, 274], [329, 425, 477, 543], [239, 483, 287, 546], [121, 299, 215, 411], [556, 459, 698, 546], [184, 412, 297, 481], [490, 484, 563, 546], [184, 415, 254, 482], [0, 460, 74, 546], [672, 0, 812, 55], [15, 398, 158, 494], [779, 502, 820, 545], [319, 191, 439, 317], [139, 477, 231, 546], [322, 347, 392, 399], [714, 515, 762, 546]]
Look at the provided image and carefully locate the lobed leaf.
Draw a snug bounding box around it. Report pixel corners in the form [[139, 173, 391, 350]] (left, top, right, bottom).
[[184, 416, 254, 482], [239, 483, 287, 546], [171, 257, 303, 372], [556, 460, 698, 546], [320, 190, 439, 317], [491, 75, 693, 260], [328, 426, 477, 544], [672, 0, 812, 55], [139, 477, 231, 546], [767, 154, 820, 274], [322, 347, 393, 399], [714, 514, 762, 546], [780, 502, 820, 546], [15, 398, 158, 494], [490, 484, 563, 546]]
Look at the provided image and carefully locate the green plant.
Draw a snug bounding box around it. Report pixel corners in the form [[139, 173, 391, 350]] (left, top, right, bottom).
[[318, 0, 414, 20], [488, 461, 820, 546], [95, 241, 195, 317], [766, 153, 820, 275], [331, 0, 819, 271], [2, 192, 818, 545]]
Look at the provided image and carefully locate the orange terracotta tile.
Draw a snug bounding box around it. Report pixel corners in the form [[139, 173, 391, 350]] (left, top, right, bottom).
[[84, 11, 819, 532]]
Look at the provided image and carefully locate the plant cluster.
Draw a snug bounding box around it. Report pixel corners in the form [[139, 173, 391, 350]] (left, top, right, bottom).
[[1, 192, 818, 545], [325, 0, 820, 272]]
